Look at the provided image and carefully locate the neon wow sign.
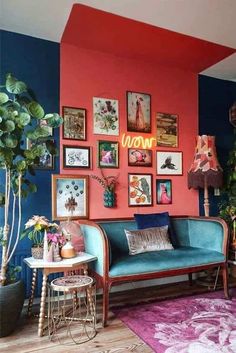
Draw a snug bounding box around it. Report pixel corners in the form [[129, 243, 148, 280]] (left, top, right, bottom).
[[121, 133, 156, 149]]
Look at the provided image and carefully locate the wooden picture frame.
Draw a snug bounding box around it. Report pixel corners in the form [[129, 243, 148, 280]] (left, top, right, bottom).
[[156, 151, 183, 175], [156, 112, 178, 147], [63, 145, 91, 169], [93, 97, 119, 136], [128, 148, 152, 167], [128, 173, 153, 206], [97, 140, 119, 168], [127, 91, 151, 133], [26, 139, 54, 170], [62, 106, 86, 141], [156, 179, 172, 204], [51, 174, 89, 220]]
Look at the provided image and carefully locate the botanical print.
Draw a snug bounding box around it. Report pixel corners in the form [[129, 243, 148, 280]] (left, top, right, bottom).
[[156, 179, 172, 204], [93, 97, 119, 136], [156, 151, 183, 175], [128, 174, 152, 206], [156, 112, 178, 147], [52, 175, 88, 220], [128, 148, 152, 167], [127, 91, 151, 133], [63, 146, 90, 168], [98, 141, 119, 168], [26, 139, 54, 170], [62, 106, 86, 140]]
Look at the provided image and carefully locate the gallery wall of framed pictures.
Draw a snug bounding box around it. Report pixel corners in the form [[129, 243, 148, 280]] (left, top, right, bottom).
[[59, 89, 185, 218]]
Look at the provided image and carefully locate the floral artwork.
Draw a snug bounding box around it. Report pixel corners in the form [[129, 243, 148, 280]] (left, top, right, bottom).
[[98, 140, 119, 168], [127, 91, 151, 133], [156, 179, 172, 204], [52, 175, 88, 220], [93, 97, 119, 135], [128, 174, 152, 206], [128, 148, 152, 167], [156, 112, 178, 147]]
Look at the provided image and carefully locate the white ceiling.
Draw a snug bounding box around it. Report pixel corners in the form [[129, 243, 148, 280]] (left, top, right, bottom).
[[1, 0, 236, 81]]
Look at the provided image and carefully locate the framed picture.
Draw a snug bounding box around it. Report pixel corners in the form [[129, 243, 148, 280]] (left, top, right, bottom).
[[51, 174, 89, 220], [156, 179, 172, 204], [128, 173, 153, 206], [39, 119, 53, 136], [26, 139, 54, 170], [98, 140, 119, 168], [128, 148, 152, 167], [156, 151, 183, 175], [93, 97, 119, 136], [63, 145, 91, 169], [156, 112, 178, 147], [62, 106, 86, 140], [127, 91, 151, 133]]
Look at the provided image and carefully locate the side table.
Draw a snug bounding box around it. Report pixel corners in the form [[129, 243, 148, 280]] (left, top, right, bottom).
[[24, 252, 97, 337]]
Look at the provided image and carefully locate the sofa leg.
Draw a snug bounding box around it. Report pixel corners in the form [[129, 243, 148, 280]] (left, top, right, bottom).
[[188, 273, 193, 286], [222, 263, 230, 299], [102, 282, 110, 327]]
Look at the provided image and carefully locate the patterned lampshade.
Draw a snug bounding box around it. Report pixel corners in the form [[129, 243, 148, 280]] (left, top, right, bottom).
[[188, 135, 223, 190]]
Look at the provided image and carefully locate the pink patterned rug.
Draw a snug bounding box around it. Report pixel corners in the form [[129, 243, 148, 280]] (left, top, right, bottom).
[[113, 289, 236, 353]]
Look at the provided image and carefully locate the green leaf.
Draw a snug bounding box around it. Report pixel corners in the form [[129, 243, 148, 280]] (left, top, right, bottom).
[[2, 120, 15, 132], [6, 74, 27, 94], [28, 183, 37, 193], [16, 160, 27, 171], [27, 101, 44, 119], [2, 134, 18, 148], [17, 112, 31, 126], [0, 92, 9, 105], [45, 113, 63, 128], [26, 126, 50, 140]]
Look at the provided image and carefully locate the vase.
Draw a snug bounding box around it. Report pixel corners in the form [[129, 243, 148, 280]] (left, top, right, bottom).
[[53, 243, 62, 262], [103, 189, 116, 208], [61, 241, 76, 259], [43, 230, 54, 262], [31, 245, 43, 259]]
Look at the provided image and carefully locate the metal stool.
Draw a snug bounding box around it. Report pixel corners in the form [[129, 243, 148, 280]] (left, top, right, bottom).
[[48, 275, 96, 345]]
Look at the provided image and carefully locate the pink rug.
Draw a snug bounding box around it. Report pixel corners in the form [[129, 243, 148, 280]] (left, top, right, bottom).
[[114, 289, 236, 353]]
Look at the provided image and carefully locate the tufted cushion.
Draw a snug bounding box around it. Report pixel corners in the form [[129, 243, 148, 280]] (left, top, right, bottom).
[[134, 212, 176, 246], [124, 226, 173, 255]]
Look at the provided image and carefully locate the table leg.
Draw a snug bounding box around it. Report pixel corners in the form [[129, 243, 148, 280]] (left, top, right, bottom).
[[38, 272, 47, 337], [27, 268, 37, 317]]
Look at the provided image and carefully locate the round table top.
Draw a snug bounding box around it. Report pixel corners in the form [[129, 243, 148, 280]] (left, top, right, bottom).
[[50, 275, 93, 292]]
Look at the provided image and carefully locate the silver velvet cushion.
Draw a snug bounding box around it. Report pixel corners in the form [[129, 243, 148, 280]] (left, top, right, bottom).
[[124, 226, 173, 255]]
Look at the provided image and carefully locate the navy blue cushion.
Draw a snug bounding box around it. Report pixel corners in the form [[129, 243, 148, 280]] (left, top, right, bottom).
[[134, 212, 176, 246]]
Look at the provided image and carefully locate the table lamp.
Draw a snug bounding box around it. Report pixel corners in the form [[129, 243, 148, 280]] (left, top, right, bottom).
[[188, 135, 223, 216]]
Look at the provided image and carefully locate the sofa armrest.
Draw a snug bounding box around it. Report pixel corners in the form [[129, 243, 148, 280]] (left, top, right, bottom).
[[172, 216, 229, 256], [79, 220, 109, 277]]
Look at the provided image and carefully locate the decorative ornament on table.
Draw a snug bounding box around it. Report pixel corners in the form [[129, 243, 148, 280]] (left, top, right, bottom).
[[91, 169, 119, 208], [43, 223, 66, 262]]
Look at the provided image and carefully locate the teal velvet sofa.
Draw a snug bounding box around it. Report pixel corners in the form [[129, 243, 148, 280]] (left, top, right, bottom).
[[79, 216, 229, 326]]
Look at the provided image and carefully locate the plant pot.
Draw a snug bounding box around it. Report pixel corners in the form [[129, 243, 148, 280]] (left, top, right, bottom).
[[31, 245, 43, 259], [103, 189, 116, 208], [0, 279, 25, 337]]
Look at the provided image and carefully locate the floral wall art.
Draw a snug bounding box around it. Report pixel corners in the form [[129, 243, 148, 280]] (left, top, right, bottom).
[[128, 174, 153, 206], [93, 97, 119, 135]]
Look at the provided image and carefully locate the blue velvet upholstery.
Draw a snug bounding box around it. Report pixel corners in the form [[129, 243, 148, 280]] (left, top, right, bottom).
[[109, 246, 225, 277]]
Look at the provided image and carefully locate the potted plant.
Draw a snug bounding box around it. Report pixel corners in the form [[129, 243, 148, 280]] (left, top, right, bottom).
[[219, 128, 236, 248], [0, 73, 63, 336], [91, 169, 119, 207]]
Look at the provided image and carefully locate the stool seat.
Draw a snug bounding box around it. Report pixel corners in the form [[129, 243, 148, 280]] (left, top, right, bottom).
[[50, 275, 93, 292], [48, 275, 96, 344]]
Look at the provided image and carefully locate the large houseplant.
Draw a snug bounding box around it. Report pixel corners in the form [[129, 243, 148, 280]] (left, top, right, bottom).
[[0, 73, 62, 336], [219, 128, 236, 247]]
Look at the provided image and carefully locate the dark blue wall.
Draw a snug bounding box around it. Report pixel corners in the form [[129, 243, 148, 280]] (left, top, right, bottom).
[[198, 75, 236, 216], [0, 30, 60, 294]]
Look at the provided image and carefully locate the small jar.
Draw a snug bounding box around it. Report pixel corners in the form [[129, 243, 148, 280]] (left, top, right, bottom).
[[61, 241, 76, 259]]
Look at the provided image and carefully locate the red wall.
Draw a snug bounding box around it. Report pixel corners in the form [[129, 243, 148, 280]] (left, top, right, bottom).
[[60, 45, 199, 219]]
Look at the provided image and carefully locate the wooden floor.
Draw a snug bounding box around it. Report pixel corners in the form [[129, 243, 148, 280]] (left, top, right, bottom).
[[1, 278, 235, 353]]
